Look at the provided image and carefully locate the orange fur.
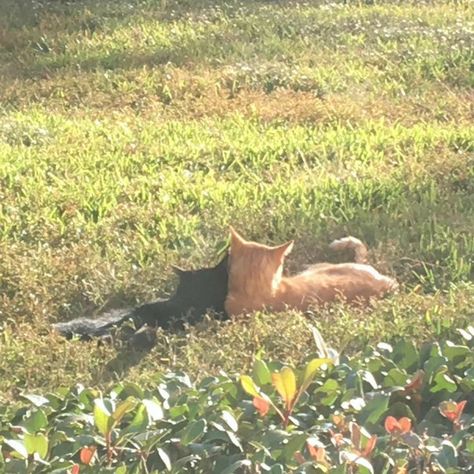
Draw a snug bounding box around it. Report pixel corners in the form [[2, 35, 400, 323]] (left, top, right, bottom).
[[225, 228, 398, 316]]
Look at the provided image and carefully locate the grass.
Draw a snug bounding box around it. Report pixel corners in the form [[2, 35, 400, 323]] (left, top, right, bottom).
[[0, 0, 473, 402]]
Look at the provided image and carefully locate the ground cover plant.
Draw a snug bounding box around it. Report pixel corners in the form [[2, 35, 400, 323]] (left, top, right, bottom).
[[0, 0, 473, 469], [1, 326, 473, 472]]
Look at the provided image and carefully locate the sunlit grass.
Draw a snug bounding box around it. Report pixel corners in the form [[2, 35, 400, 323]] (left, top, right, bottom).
[[0, 0, 473, 401]]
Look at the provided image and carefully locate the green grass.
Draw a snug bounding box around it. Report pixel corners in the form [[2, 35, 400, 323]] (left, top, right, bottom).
[[0, 0, 473, 401]]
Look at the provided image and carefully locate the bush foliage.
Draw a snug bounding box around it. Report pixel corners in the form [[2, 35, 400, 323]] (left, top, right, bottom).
[[1, 326, 473, 472], [1, 0, 473, 398]]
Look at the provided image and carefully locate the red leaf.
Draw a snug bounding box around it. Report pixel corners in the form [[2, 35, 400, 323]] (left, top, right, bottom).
[[349, 422, 361, 449], [294, 451, 305, 464], [307, 442, 326, 462], [440, 400, 467, 423], [384, 416, 398, 433], [456, 400, 467, 419], [384, 416, 411, 434], [362, 435, 377, 458], [253, 396, 270, 417], [439, 400, 457, 421], [404, 370, 424, 393], [398, 417, 412, 433], [80, 446, 96, 465], [332, 414, 346, 431], [71, 465, 80, 474]]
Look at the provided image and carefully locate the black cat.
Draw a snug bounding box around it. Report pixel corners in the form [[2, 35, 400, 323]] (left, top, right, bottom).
[[53, 254, 229, 340]]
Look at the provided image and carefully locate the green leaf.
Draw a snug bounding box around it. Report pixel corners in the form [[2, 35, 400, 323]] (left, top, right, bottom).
[[302, 358, 332, 390], [272, 367, 297, 409], [220, 459, 252, 474], [400, 431, 423, 449], [437, 440, 458, 468], [112, 398, 136, 424], [253, 359, 271, 386], [24, 433, 48, 459], [341, 451, 374, 473], [355, 457, 374, 474], [120, 382, 144, 399], [383, 368, 408, 388], [157, 448, 171, 471], [443, 342, 470, 362], [181, 419, 206, 446], [316, 379, 340, 406], [260, 428, 290, 447], [424, 356, 448, 381], [241, 375, 260, 398], [169, 405, 188, 418], [269, 465, 285, 474], [48, 430, 68, 448], [23, 409, 48, 433], [282, 433, 306, 461], [431, 371, 457, 393], [318, 379, 339, 393], [360, 370, 378, 390], [4, 439, 28, 459], [142, 399, 163, 422], [392, 340, 419, 371], [465, 436, 474, 454], [126, 403, 148, 432], [93, 398, 114, 436], [457, 327, 474, 342], [309, 324, 339, 363], [21, 394, 49, 407], [227, 431, 243, 451], [462, 368, 474, 388], [358, 393, 389, 425], [172, 455, 200, 470], [221, 410, 238, 432], [388, 401, 416, 421]]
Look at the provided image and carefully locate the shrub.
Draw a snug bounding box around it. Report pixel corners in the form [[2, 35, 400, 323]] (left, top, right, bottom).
[[1, 326, 473, 472]]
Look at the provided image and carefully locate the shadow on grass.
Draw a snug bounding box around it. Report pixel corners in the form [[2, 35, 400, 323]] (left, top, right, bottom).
[[101, 326, 158, 382], [103, 348, 152, 382], [2, 29, 230, 83], [38, 40, 213, 73], [1, 0, 308, 82]]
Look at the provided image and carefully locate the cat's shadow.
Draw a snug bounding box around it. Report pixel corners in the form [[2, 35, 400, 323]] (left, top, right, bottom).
[[101, 325, 158, 382]]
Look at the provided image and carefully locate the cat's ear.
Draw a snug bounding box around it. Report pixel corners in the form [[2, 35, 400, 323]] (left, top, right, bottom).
[[272, 240, 294, 261], [229, 226, 246, 248]]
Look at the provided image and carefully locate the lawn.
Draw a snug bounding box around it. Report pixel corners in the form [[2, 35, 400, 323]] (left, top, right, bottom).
[[0, 0, 473, 402]]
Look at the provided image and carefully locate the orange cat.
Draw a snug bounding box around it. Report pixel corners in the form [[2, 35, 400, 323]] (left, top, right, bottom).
[[225, 228, 398, 316]]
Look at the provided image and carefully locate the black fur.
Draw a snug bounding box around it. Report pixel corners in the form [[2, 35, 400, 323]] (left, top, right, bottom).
[[53, 254, 229, 340]]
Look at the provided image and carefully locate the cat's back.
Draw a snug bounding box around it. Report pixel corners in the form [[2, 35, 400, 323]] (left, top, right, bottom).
[[280, 262, 398, 306], [306, 262, 391, 281]]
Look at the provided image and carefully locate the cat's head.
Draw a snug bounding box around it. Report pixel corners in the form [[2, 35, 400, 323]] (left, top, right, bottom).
[[130, 253, 229, 330], [170, 252, 229, 315], [227, 227, 293, 296]]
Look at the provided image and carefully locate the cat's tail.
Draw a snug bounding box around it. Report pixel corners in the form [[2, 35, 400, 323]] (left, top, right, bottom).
[[329, 236, 368, 264], [52, 309, 136, 340], [52, 298, 174, 340]]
